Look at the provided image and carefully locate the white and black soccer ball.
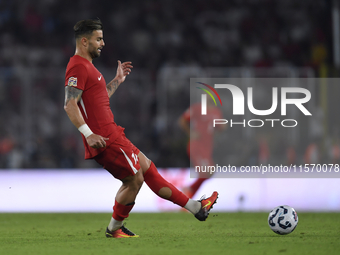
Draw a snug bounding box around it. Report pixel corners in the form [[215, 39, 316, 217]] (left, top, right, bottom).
[[268, 205, 298, 235]]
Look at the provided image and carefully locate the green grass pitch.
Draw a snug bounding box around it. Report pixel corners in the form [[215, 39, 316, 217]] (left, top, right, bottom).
[[0, 212, 339, 255]]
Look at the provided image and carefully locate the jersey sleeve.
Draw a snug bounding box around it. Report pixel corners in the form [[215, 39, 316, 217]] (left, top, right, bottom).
[[65, 63, 88, 91]]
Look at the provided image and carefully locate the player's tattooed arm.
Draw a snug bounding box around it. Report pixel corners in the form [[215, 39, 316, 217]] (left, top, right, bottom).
[[64, 86, 83, 105], [64, 86, 85, 129], [106, 80, 120, 98]]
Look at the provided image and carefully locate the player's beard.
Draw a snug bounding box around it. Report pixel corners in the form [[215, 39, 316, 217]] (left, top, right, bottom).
[[88, 44, 101, 59]]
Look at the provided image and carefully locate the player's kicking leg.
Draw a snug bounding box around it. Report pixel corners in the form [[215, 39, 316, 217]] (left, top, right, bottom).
[[140, 152, 219, 221]]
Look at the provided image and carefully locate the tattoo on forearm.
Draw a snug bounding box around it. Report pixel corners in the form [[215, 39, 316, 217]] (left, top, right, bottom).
[[64, 86, 83, 105], [106, 80, 119, 98]]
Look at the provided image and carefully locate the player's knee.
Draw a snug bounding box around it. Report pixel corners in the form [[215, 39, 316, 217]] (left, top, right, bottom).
[[129, 171, 144, 192]]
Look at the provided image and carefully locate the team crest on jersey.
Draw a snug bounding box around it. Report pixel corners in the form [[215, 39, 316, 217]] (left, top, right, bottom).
[[68, 77, 77, 87]]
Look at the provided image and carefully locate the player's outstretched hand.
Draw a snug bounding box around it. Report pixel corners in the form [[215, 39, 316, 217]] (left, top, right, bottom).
[[86, 134, 109, 149], [115, 60, 133, 84]]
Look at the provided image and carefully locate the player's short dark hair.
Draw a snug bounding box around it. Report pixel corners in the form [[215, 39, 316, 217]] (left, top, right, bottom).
[[73, 19, 103, 39]]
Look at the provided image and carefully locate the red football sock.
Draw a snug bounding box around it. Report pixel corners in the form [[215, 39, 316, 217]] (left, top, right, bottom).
[[112, 200, 135, 221], [189, 178, 208, 196], [143, 162, 189, 207]]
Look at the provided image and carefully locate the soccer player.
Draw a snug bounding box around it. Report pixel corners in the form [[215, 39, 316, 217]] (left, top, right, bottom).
[[64, 19, 218, 238], [178, 97, 225, 198]]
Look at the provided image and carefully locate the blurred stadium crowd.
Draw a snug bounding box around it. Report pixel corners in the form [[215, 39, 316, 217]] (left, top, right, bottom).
[[0, 0, 338, 169]]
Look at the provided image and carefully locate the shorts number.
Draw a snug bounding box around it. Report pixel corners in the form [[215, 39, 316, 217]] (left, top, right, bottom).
[[132, 153, 138, 165]]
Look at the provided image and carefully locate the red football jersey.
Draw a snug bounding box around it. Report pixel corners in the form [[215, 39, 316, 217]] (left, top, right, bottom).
[[65, 55, 124, 159]]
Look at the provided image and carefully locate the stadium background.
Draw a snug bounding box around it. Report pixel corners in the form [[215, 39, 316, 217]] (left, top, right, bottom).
[[1, 0, 340, 212]]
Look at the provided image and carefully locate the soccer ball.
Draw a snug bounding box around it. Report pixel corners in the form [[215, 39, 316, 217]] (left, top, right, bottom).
[[268, 205, 298, 235]]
